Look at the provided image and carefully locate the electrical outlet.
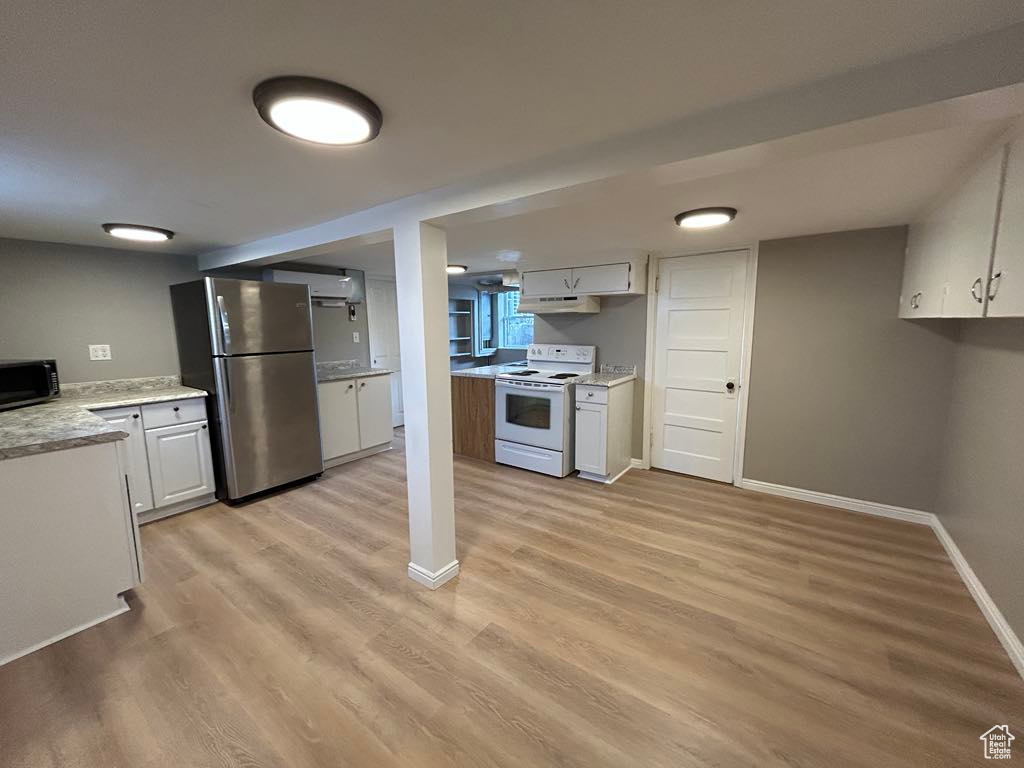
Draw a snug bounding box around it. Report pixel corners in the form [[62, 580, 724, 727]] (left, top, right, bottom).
[[352, 332, 360, 343], [89, 344, 112, 361]]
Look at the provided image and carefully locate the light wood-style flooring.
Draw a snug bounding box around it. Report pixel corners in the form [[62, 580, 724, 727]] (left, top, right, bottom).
[[2, 433, 1022, 767]]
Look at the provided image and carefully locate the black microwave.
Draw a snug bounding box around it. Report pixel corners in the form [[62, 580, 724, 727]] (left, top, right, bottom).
[[0, 359, 61, 411]]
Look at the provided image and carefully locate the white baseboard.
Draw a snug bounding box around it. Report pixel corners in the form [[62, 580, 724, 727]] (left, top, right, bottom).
[[740, 477, 1024, 679], [138, 493, 217, 525], [738, 479, 933, 525], [408, 560, 460, 590], [578, 464, 633, 485], [0, 597, 129, 668], [630, 458, 649, 470], [324, 442, 392, 469], [931, 518, 1024, 679]]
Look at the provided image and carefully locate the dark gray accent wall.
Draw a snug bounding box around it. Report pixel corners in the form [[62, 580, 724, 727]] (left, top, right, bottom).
[[0, 237, 200, 382], [533, 294, 648, 457], [936, 318, 1024, 640], [743, 227, 958, 510], [312, 303, 370, 367]]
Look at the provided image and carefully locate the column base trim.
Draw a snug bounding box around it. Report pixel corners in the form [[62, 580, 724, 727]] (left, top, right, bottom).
[[408, 559, 460, 590]]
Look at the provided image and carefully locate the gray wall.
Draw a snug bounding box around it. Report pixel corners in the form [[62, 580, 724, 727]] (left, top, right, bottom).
[[743, 227, 958, 510], [0, 238, 200, 382], [312, 303, 370, 367], [936, 318, 1024, 640], [533, 295, 648, 457]]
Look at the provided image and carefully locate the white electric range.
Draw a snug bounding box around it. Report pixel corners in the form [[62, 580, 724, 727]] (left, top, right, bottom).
[[494, 344, 596, 477]]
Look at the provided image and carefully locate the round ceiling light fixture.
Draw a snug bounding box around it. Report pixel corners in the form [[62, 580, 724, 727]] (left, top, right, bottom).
[[102, 223, 175, 242], [253, 76, 383, 146], [446, 264, 468, 275], [674, 207, 738, 230]]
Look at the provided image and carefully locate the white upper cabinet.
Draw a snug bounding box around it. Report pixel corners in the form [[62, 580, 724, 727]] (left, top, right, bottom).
[[940, 147, 1006, 318], [901, 142, 1010, 319], [990, 134, 1024, 317], [520, 259, 645, 298], [521, 268, 573, 297]]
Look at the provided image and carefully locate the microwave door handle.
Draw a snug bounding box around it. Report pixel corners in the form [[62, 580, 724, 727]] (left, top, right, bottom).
[[216, 295, 231, 353]]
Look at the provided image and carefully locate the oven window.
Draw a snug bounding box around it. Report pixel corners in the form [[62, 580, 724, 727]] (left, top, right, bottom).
[[505, 393, 551, 430]]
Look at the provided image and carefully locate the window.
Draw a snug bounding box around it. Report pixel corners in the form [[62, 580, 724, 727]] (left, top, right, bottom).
[[497, 291, 533, 349]]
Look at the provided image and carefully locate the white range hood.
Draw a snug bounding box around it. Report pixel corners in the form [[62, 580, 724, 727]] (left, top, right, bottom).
[[518, 295, 600, 314]]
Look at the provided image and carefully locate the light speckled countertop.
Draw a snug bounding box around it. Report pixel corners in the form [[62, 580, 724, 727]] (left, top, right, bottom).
[[573, 371, 637, 388], [450, 362, 528, 379], [0, 378, 207, 461], [317, 367, 392, 383]]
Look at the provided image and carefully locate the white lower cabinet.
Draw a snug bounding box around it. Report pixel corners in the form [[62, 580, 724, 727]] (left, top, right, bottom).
[[319, 374, 394, 465], [574, 402, 608, 476], [145, 421, 215, 507], [575, 380, 635, 483], [92, 396, 215, 523], [93, 406, 154, 513]]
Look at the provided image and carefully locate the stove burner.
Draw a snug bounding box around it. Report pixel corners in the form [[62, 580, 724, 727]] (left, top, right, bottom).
[[506, 369, 539, 376], [548, 373, 580, 379]]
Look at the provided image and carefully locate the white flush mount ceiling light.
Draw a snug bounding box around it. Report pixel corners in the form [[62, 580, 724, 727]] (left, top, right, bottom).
[[674, 207, 738, 230], [446, 264, 468, 275], [253, 76, 383, 146], [102, 223, 174, 242]]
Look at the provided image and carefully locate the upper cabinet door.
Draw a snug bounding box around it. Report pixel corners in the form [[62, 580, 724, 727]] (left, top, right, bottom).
[[899, 218, 947, 318], [570, 264, 632, 294], [206, 278, 314, 355], [520, 269, 573, 298], [989, 135, 1024, 317], [940, 147, 1005, 318]]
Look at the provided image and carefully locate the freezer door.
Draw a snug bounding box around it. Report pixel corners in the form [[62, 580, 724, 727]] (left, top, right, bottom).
[[214, 351, 323, 499], [206, 277, 314, 356]]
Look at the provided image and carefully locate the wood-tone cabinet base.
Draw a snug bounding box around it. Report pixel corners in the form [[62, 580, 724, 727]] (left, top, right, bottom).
[[451, 376, 495, 462]]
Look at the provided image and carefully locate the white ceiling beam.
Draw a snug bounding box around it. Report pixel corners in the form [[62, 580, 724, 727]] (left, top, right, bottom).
[[199, 22, 1024, 271]]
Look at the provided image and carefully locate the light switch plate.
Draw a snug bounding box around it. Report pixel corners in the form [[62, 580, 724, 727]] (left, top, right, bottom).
[[352, 332, 360, 343], [89, 344, 112, 361]]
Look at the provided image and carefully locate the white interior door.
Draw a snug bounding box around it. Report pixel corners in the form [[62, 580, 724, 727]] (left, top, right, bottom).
[[652, 250, 749, 483], [366, 278, 404, 427]]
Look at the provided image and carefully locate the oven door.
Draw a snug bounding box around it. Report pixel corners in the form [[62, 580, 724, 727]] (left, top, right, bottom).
[[495, 380, 566, 451]]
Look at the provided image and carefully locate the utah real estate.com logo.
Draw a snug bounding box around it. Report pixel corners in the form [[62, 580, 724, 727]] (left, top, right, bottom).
[[980, 725, 1014, 760]]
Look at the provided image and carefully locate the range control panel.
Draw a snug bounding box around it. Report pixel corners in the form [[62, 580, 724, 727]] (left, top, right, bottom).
[[527, 344, 595, 364]]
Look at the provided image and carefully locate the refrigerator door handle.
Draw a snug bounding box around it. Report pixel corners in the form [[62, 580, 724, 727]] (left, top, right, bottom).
[[216, 295, 231, 353]]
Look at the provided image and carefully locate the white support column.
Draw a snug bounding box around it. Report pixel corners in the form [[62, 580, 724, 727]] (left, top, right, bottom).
[[392, 220, 459, 589]]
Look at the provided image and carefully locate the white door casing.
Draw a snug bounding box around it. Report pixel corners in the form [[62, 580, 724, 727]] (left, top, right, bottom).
[[652, 250, 749, 483], [366, 277, 404, 427]]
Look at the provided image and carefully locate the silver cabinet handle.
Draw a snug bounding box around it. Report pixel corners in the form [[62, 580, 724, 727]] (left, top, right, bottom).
[[563, 277, 571, 290], [572, 277, 580, 290], [971, 277, 984, 304], [988, 271, 1003, 301], [909, 291, 922, 310], [587, 391, 594, 397]]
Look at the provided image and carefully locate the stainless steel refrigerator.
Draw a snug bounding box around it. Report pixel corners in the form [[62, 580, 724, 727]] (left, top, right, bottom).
[[170, 277, 323, 501]]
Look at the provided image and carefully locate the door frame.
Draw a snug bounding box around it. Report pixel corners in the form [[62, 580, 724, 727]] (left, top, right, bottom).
[[639, 244, 759, 487]]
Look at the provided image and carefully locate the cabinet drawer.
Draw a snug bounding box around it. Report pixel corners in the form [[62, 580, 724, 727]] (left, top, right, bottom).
[[141, 397, 207, 429], [576, 385, 608, 405]]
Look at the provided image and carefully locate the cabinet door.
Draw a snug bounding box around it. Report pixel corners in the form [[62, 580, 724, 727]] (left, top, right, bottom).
[[571, 263, 631, 295], [990, 136, 1024, 317], [357, 375, 394, 449], [521, 268, 573, 297], [899, 220, 947, 318], [318, 380, 361, 459], [941, 147, 1005, 318], [145, 421, 215, 507], [574, 402, 607, 475], [92, 406, 154, 513]]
